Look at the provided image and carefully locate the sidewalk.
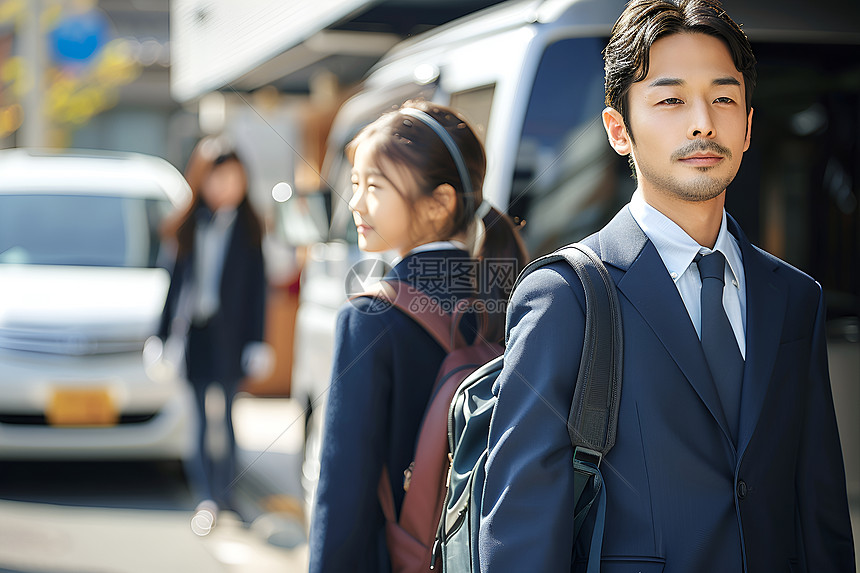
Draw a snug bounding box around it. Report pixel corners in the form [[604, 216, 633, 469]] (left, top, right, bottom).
[[231, 395, 310, 556], [0, 395, 311, 573], [0, 496, 307, 573]]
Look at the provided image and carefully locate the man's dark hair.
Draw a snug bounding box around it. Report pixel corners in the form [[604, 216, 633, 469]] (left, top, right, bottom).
[[604, 0, 756, 141]]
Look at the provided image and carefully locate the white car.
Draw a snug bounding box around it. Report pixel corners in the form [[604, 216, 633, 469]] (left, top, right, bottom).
[[0, 148, 193, 460]]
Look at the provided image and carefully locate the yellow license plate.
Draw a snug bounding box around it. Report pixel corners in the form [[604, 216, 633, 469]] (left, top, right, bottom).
[[47, 387, 119, 427]]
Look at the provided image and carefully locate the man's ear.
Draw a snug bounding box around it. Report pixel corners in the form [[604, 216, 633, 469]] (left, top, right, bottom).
[[602, 107, 632, 156], [743, 107, 754, 152]]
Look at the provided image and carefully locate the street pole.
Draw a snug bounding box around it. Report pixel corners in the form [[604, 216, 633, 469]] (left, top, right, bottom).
[[20, 0, 45, 147]]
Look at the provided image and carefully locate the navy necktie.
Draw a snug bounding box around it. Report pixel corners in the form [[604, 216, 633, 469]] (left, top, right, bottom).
[[696, 251, 743, 443]]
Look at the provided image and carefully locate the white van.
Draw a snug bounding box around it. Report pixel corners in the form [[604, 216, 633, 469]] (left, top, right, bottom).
[[293, 0, 860, 505]]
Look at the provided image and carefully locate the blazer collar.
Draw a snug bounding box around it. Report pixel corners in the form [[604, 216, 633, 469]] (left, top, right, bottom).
[[388, 248, 473, 294], [596, 208, 789, 455], [729, 216, 787, 455], [597, 207, 735, 446]]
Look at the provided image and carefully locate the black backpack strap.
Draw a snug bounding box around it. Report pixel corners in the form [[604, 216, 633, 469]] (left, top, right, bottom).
[[508, 243, 623, 462], [509, 243, 622, 570]]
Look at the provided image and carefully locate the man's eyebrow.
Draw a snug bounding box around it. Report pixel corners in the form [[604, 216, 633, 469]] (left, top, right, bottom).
[[713, 76, 741, 87], [648, 77, 684, 88], [647, 76, 742, 88]]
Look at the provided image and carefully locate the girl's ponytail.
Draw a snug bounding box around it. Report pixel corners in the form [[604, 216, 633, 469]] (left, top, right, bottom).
[[473, 205, 528, 344]]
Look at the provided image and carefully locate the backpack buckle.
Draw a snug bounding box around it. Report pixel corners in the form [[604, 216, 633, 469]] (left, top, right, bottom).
[[403, 462, 415, 492], [574, 446, 602, 468]]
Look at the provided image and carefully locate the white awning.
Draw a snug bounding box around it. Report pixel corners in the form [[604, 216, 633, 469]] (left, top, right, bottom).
[[170, 0, 374, 102]]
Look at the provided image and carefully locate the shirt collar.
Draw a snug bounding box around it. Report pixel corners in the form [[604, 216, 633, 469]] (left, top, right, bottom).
[[198, 206, 237, 231], [712, 215, 743, 288], [390, 240, 467, 267], [212, 207, 238, 230], [407, 240, 467, 255], [629, 190, 741, 285]]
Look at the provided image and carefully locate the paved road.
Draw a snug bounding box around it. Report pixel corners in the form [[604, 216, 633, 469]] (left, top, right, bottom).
[[0, 396, 310, 572]]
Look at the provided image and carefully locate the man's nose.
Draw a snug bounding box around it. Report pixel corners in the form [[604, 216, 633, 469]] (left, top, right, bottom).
[[688, 100, 715, 139]]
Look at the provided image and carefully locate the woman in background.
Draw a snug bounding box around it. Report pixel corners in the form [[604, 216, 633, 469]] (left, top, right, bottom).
[[158, 136, 268, 527]]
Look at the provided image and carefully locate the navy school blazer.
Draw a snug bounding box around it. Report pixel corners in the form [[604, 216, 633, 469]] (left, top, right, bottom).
[[479, 207, 854, 572], [309, 248, 482, 573], [158, 202, 266, 384]]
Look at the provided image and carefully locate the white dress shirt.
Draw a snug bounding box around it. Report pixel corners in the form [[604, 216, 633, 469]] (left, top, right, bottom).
[[628, 190, 747, 358], [192, 207, 237, 322]]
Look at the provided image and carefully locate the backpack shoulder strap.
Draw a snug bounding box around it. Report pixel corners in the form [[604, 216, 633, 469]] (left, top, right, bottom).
[[351, 280, 467, 353], [507, 243, 623, 460]]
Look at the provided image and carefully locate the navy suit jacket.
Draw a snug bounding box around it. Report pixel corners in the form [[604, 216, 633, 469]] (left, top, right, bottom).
[[158, 203, 266, 383], [309, 248, 479, 573], [480, 207, 854, 572]]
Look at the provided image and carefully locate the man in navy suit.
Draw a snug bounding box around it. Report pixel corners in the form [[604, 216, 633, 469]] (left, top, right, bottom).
[[479, 0, 855, 571]]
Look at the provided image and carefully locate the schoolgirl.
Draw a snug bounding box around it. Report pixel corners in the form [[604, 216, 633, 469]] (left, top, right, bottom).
[[308, 100, 528, 571]]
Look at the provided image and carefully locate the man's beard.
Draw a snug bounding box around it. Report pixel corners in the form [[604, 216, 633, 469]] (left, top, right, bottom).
[[634, 140, 735, 202]]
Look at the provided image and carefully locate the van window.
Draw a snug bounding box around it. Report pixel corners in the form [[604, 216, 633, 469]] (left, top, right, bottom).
[[510, 37, 634, 257], [728, 41, 860, 319], [450, 84, 495, 141], [275, 192, 329, 246]]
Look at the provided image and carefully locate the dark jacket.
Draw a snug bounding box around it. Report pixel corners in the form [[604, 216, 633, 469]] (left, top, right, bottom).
[[479, 207, 854, 572], [158, 202, 266, 383], [309, 248, 478, 573]]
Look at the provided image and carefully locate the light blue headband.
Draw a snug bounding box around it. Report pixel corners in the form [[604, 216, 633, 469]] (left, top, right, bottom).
[[400, 107, 475, 215]]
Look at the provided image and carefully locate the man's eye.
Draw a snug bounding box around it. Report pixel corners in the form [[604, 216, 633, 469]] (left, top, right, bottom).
[[714, 97, 735, 104], [660, 98, 684, 105]]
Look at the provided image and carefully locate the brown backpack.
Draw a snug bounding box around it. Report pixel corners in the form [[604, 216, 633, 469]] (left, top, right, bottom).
[[355, 280, 502, 572]]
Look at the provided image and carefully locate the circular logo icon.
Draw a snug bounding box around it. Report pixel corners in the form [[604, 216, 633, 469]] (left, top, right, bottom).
[[345, 258, 393, 315]]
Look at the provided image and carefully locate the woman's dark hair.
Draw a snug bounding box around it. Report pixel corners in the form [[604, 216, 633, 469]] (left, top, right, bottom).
[[604, 0, 756, 141], [347, 100, 528, 342], [162, 137, 263, 259]]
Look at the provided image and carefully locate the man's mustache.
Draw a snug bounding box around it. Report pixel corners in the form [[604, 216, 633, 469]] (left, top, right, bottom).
[[671, 140, 733, 161]]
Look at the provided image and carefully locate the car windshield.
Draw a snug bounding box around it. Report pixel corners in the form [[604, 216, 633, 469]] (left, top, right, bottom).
[[0, 194, 171, 268]]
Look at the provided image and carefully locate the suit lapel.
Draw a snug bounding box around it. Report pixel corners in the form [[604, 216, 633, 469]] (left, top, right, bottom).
[[597, 208, 734, 445], [731, 217, 787, 456]]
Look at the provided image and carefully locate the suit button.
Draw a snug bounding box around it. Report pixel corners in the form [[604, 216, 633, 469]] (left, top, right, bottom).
[[736, 480, 748, 500]]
